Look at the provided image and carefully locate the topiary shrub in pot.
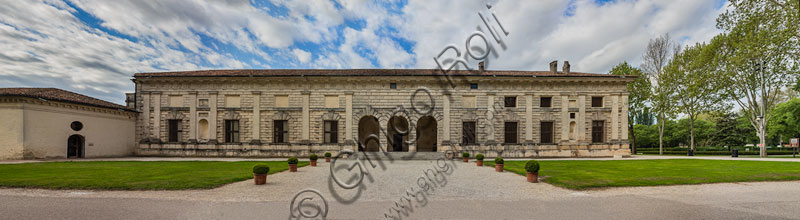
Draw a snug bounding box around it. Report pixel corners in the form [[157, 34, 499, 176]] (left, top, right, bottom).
[[309, 154, 318, 166], [525, 160, 540, 183], [462, 152, 470, 163], [476, 154, 484, 166], [288, 157, 299, 172], [494, 157, 504, 172], [324, 152, 332, 162], [253, 164, 270, 185]]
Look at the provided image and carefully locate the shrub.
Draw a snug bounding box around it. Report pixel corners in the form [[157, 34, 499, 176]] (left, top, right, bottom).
[[462, 152, 470, 158], [494, 157, 504, 164], [324, 152, 332, 157], [525, 160, 540, 173], [252, 164, 270, 174], [476, 154, 484, 161], [310, 154, 318, 161], [288, 157, 299, 164]]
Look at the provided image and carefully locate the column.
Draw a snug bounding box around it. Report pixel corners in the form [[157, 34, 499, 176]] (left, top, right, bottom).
[[345, 92, 354, 145], [301, 91, 310, 144], [560, 95, 569, 141], [486, 93, 496, 144], [208, 91, 218, 144], [189, 92, 197, 143], [442, 91, 451, 144], [611, 95, 619, 142], [578, 95, 586, 141], [620, 94, 629, 141], [251, 91, 262, 145], [152, 92, 161, 143], [525, 93, 533, 143], [141, 92, 150, 141]]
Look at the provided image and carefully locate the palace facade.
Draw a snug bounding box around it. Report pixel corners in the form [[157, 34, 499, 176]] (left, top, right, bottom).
[[132, 65, 634, 158]]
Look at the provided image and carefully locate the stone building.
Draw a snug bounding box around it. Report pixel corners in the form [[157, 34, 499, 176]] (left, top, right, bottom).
[[133, 64, 634, 158], [0, 88, 137, 159]]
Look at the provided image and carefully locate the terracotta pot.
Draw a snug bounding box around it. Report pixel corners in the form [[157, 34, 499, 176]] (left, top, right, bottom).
[[310, 160, 317, 166], [325, 157, 331, 162], [289, 164, 298, 172], [254, 173, 267, 185], [463, 158, 468, 163], [495, 164, 504, 172], [527, 172, 539, 183], [476, 161, 483, 166]]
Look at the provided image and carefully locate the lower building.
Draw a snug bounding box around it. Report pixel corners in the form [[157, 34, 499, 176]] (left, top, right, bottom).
[[132, 65, 634, 158], [0, 88, 137, 159]]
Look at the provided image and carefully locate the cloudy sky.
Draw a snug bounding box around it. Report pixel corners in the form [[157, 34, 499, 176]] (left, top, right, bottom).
[[0, 0, 727, 104]]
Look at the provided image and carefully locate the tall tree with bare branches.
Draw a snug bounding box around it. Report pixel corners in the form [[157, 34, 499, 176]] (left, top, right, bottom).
[[641, 33, 680, 155]]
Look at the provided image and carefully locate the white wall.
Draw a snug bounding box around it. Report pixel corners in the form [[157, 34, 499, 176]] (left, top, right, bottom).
[[0, 103, 24, 160]]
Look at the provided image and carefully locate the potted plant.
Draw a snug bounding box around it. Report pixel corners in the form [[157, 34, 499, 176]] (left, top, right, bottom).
[[525, 160, 540, 183], [476, 154, 484, 166], [462, 152, 470, 163], [288, 157, 299, 172], [494, 157, 504, 172], [310, 154, 318, 166], [325, 152, 332, 162], [253, 164, 270, 185]]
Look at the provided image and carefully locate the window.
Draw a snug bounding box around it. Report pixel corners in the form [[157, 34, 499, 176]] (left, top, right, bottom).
[[70, 121, 83, 131], [198, 99, 209, 107], [390, 83, 397, 89], [592, 120, 605, 143], [275, 95, 289, 107], [592, 96, 603, 107], [226, 95, 241, 108], [169, 95, 182, 107], [274, 120, 288, 143], [462, 96, 476, 108], [570, 113, 575, 119], [224, 120, 239, 143], [462, 122, 476, 145], [470, 83, 478, 89], [324, 120, 338, 144], [168, 119, 182, 142], [504, 96, 517, 107], [504, 122, 518, 144], [540, 97, 552, 107], [324, 95, 339, 108], [540, 121, 554, 144]]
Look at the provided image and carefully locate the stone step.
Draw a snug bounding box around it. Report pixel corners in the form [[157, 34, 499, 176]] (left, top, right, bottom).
[[351, 152, 454, 161]]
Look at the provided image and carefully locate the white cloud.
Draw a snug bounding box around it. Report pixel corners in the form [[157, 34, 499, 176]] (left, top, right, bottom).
[[292, 48, 312, 63]]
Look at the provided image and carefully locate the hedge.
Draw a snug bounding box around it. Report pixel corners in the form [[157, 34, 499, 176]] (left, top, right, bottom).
[[638, 150, 797, 155]]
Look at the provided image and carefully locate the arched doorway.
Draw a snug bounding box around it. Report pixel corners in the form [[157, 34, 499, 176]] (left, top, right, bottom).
[[67, 134, 84, 158], [358, 116, 381, 152], [387, 116, 409, 152], [416, 116, 437, 152]]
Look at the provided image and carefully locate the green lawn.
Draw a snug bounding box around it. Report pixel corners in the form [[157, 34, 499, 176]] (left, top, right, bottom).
[[484, 159, 800, 189], [0, 161, 308, 190]]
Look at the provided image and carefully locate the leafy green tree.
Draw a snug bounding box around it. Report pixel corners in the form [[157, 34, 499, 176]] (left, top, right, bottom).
[[642, 33, 680, 155], [610, 61, 650, 153], [715, 0, 800, 156], [712, 111, 750, 148], [768, 98, 800, 143], [634, 107, 655, 126], [665, 43, 727, 153]]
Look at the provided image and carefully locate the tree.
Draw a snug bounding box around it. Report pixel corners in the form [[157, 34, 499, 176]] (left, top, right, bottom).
[[768, 98, 800, 143], [715, 0, 800, 157], [665, 43, 727, 153], [712, 111, 749, 148], [610, 61, 651, 154], [641, 33, 680, 155], [634, 107, 655, 126]]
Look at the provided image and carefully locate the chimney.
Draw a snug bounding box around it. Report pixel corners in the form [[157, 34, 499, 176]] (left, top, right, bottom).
[[563, 61, 570, 74], [549, 60, 558, 74], [478, 61, 485, 71]]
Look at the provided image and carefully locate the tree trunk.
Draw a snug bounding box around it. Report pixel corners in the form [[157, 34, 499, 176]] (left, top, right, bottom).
[[690, 118, 695, 152], [658, 121, 665, 155], [630, 123, 636, 154], [759, 122, 767, 157]]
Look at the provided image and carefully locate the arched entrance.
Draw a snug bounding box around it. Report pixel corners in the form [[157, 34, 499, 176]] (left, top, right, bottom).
[[67, 134, 84, 158], [416, 116, 437, 152], [387, 116, 409, 152], [358, 116, 381, 152]]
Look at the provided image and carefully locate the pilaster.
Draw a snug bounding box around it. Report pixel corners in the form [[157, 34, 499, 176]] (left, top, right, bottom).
[[208, 91, 218, 144], [525, 93, 533, 143], [250, 91, 262, 145], [345, 91, 354, 144], [611, 95, 619, 141], [301, 91, 310, 144], [152, 92, 161, 143], [188, 92, 197, 143]]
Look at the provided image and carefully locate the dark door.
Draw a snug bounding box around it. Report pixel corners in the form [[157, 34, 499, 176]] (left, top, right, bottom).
[[67, 135, 84, 158], [392, 134, 403, 152]]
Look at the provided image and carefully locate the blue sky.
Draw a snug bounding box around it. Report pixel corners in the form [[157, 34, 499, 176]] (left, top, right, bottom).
[[0, 0, 728, 103]]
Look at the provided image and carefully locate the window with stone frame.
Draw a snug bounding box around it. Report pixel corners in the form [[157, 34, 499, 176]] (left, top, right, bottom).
[[592, 120, 605, 143], [504, 121, 518, 144], [540, 121, 554, 144], [504, 96, 517, 108], [324, 120, 338, 144], [592, 96, 604, 107], [274, 120, 289, 143], [198, 99, 209, 107], [168, 119, 182, 142], [224, 120, 240, 143], [462, 121, 476, 145], [540, 97, 552, 107]]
